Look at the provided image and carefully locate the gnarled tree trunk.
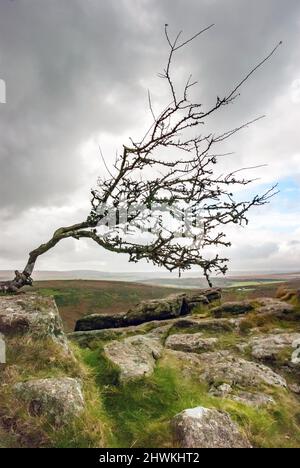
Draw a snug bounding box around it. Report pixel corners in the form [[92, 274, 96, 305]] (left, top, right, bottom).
[[0, 270, 33, 294], [0, 221, 91, 293]]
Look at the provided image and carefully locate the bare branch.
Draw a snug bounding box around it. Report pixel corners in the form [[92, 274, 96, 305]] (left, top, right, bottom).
[[226, 41, 283, 102], [0, 25, 280, 293]]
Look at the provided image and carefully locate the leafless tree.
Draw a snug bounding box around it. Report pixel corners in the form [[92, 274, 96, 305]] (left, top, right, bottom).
[[0, 25, 281, 293]]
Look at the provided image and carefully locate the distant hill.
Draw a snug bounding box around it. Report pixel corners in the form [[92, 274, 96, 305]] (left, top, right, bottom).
[[1, 269, 300, 286], [0, 270, 152, 282]]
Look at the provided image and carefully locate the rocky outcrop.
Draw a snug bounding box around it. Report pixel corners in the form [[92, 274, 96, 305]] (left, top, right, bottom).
[[200, 351, 287, 388], [0, 294, 69, 351], [209, 384, 275, 407], [124, 293, 205, 323], [171, 406, 251, 448], [68, 320, 173, 346], [199, 351, 287, 388], [173, 316, 238, 332], [104, 329, 166, 382], [230, 391, 275, 407], [211, 301, 255, 318], [74, 289, 221, 332], [14, 377, 85, 426], [198, 289, 222, 303], [167, 350, 287, 388], [69, 316, 236, 348], [255, 298, 294, 319], [165, 332, 218, 353], [7, 288, 294, 448], [210, 297, 296, 320], [249, 332, 300, 361]]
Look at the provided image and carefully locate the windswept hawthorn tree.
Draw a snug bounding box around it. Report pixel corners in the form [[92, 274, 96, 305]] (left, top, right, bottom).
[[0, 25, 280, 293]]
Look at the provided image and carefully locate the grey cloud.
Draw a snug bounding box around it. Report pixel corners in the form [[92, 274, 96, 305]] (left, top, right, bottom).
[[0, 0, 160, 214], [157, 0, 300, 112], [230, 242, 279, 260], [0, 0, 299, 271], [1, 1, 299, 214]]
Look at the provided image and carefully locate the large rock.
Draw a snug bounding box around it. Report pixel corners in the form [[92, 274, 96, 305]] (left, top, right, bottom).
[[165, 332, 218, 353], [74, 313, 125, 332], [69, 320, 173, 346], [230, 391, 275, 408], [14, 377, 84, 426], [74, 289, 221, 332], [211, 301, 255, 318], [198, 351, 287, 388], [0, 295, 69, 351], [173, 317, 238, 332], [249, 332, 300, 361], [209, 384, 275, 407], [104, 331, 164, 382], [171, 406, 251, 448], [255, 298, 294, 319], [124, 294, 198, 324], [70, 316, 235, 348], [167, 350, 287, 389], [199, 288, 222, 303]]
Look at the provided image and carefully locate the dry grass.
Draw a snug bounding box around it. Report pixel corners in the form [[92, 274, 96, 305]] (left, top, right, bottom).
[[2, 279, 300, 447], [0, 335, 108, 448]]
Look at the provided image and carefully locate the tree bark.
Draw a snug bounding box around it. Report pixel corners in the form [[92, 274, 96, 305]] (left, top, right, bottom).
[[0, 270, 33, 293]]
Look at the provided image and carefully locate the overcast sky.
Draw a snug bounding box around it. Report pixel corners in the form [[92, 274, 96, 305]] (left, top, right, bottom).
[[0, 0, 300, 275]]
